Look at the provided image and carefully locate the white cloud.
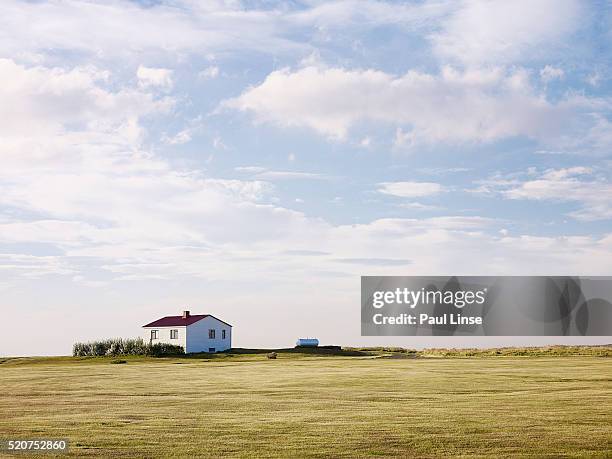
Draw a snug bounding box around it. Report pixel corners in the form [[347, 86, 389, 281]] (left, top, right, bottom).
[[574, 115, 612, 154], [398, 202, 442, 211], [225, 65, 596, 144], [212, 136, 228, 150], [199, 66, 220, 80], [137, 65, 173, 89], [0, 0, 308, 63], [161, 116, 203, 145], [0, 60, 299, 275], [162, 128, 192, 145], [0, 59, 171, 142], [476, 167, 612, 221], [0, 254, 75, 278], [0, 0, 592, 73], [378, 181, 445, 198], [431, 0, 583, 65], [255, 171, 329, 181], [586, 72, 602, 87], [235, 166, 267, 173], [235, 166, 329, 181], [289, 0, 450, 30], [416, 167, 471, 175], [540, 65, 565, 83]]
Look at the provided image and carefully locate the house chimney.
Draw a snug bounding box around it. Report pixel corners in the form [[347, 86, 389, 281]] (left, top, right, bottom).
[[182, 310, 190, 319]]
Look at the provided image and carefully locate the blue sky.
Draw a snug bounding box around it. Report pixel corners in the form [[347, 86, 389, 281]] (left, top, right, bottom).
[[1, 0, 611, 355]]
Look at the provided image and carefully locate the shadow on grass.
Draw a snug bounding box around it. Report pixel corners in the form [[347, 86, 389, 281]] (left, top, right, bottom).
[[185, 346, 370, 359]]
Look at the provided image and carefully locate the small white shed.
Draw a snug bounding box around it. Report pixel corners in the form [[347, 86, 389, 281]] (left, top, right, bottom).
[[142, 310, 232, 353]]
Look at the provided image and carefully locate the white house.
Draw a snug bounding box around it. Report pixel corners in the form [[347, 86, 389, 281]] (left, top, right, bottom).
[[142, 310, 232, 353]]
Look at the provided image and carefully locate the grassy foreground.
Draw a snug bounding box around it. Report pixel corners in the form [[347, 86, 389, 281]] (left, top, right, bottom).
[[1, 351, 611, 457]]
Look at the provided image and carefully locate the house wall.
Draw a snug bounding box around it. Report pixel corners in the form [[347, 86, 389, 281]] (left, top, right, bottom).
[[185, 316, 231, 353], [142, 326, 187, 350]]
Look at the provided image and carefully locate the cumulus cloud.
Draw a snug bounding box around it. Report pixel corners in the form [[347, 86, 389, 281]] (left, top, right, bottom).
[[0, 58, 171, 141], [3, 59, 608, 286], [225, 65, 596, 145], [0, 59, 291, 276]]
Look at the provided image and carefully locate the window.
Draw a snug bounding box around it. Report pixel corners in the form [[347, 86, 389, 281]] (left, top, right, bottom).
[[150, 330, 158, 340], [209, 348, 216, 353], [208, 329, 215, 339], [222, 329, 226, 340], [170, 329, 178, 339]]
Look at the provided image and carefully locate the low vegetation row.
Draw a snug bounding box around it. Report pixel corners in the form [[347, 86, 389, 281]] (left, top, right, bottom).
[[68, 341, 611, 359], [420, 345, 611, 357], [346, 345, 611, 358], [73, 338, 184, 357]]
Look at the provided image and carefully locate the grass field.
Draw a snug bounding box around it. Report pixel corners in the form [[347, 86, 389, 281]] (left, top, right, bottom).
[[1, 351, 611, 457]]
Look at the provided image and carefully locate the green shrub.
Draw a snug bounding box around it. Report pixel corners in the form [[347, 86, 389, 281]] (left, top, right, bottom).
[[106, 339, 124, 356], [146, 342, 184, 357], [72, 338, 184, 357], [72, 342, 89, 357]]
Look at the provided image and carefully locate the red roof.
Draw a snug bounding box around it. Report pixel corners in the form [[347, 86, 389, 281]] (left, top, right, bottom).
[[142, 314, 232, 328]]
